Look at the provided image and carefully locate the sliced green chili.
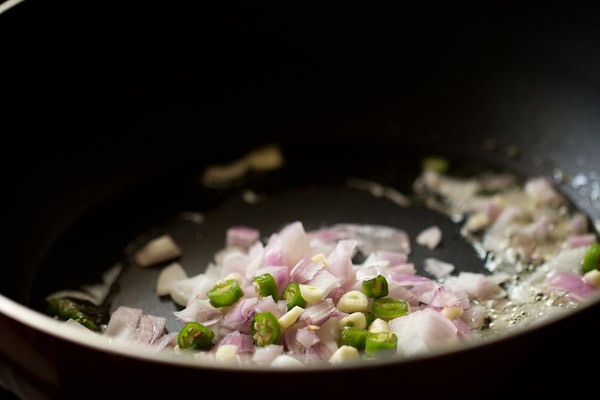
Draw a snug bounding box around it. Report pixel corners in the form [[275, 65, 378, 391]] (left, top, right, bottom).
[[339, 327, 368, 350], [253, 273, 279, 301], [251, 311, 282, 347], [177, 322, 215, 350], [207, 279, 244, 308], [365, 331, 398, 358], [363, 312, 376, 327], [362, 275, 389, 299], [47, 298, 97, 331], [371, 298, 409, 321], [582, 243, 600, 274], [281, 282, 307, 310]]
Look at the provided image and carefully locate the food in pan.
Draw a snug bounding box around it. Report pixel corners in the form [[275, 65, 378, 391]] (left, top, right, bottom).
[[46, 161, 599, 367]]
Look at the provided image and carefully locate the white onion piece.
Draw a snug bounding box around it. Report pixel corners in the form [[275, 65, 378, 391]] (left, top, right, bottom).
[[389, 308, 458, 357], [156, 262, 188, 296], [135, 315, 166, 346], [424, 257, 455, 279], [174, 298, 222, 325], [326, 239, 357, 289], [46, 263, 122, 306], [355, 264, 380, 281], [280, 221, 311, 268], [525, 177, 565, 206], [134, 235, 182, 268], [254, 296, 280, 317], [331, 223, 411, 254], [152, 332, 178, 352], [416, 226, 442, 249], [306, 270, 342, 299], [296, 327, 320, 348], [104, 306, 143, 341], [169, 274, 210, 307], [372, 250, 408, 265], [290, 258, 325, 283], [446, 272, 505, 301], [270, 354, 304, 367], [252, 345, 284, 366]]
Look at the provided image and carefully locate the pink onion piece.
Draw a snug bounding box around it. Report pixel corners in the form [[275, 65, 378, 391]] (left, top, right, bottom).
[[219, 331, 254, 353], [564, 234, 597, 249], [452, 318, 473, 338], [221, 298, 258, 333], [306, 270, 342, 299], [152, 332, 178, 352], [290, 258, 325, 284], [263, 233, 284, 267], [135, 314, 167, 346], [104, 306, 143, 341], [279, 221, 311, 269], [254, 296, 280, 317], [299, 299, 343, 326], [330, 223, 411, 254], [226, 226, 260, 250], [326, 239, 358, 289], [295, 327, 321, 348], [390, 273, 433, 286], [372, 250, 408, 266], [306, 227, 341, 245], [222, 251, 253, 276], [545, 271, 598, 301]]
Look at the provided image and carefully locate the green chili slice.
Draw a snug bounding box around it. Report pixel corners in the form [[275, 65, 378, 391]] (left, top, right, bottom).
[[365, 331, 398, 358], [253, 273, 279, 301], [177, 322, 215, 350], [47, 298, 97, 331], [251, 311, 282, 347], [371, 298, 409, 321], [339, 327, 369, 350], [362, 275, 389, 299], [281, 282, 307, 310], [364, 312, 376, 327], [207, 279, 244, 308], [582, 243, 600, 274]]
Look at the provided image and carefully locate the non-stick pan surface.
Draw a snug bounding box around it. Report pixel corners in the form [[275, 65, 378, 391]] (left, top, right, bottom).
[[28, 142, 494, 331], [2, 1, 600, 399]]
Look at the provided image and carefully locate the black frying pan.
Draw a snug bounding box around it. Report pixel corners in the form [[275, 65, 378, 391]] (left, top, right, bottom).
[[1, 2, 599, 399]]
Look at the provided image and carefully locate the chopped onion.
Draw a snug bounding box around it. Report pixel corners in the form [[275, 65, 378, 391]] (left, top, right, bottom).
[[156, 262, 188, 296], [423, 258, 455, 279], [134, 235, 182, 268], [416, 225, 442, 249], [226, 226, 260, 250]]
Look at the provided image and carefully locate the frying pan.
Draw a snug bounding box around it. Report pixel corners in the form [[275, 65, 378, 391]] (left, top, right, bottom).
[[1, 1, 599, 399]]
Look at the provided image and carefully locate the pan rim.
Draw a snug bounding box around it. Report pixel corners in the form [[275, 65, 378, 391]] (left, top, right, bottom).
[[1, 291, 599, 372]]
